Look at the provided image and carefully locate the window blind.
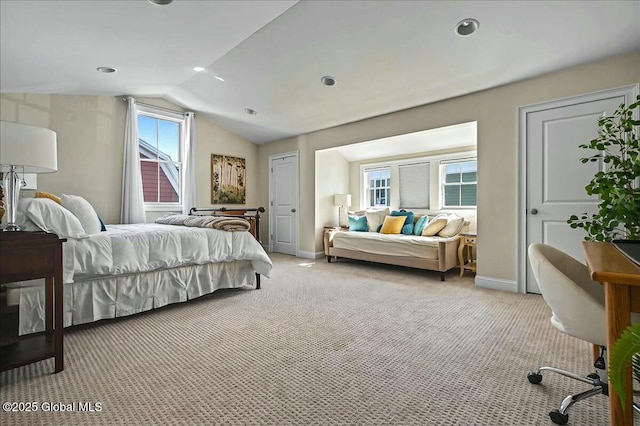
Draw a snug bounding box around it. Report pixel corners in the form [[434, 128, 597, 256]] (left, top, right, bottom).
[[399, 162, 429, 209]]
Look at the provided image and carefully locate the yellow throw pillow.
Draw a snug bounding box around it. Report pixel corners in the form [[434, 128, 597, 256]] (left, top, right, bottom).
[[379, 215, 406, 235], [422, 215, 448, 236], [36, 191, 62, 204]]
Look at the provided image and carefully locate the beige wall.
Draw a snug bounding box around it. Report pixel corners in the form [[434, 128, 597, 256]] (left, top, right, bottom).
[[1, 94, 258, 224], [315, 149, 349, 233], [257, 50, 640, 283]]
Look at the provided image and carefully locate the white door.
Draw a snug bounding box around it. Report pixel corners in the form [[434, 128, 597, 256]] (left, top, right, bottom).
[[270, 152, 298, 255], [524, 90, 634, 293]]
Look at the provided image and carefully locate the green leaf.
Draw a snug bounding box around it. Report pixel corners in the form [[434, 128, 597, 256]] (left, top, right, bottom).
[[610, 323, 640, 409]]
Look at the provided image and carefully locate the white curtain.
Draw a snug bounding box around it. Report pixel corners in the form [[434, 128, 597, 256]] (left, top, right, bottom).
[[121, 97, 146, 224], [181, 112, 197, 214]]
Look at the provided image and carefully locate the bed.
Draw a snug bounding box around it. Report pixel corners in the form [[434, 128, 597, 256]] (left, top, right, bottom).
[[3, 203, 272, 335]]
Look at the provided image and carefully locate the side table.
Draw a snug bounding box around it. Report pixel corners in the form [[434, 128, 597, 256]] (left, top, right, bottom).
[[324, 226, 348, 262], [458, 233, 477, 277], [0, 232, 66, 373]]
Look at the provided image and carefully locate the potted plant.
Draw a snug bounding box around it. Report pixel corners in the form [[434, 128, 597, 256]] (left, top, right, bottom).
[[568, 95, 640, 241], [568, 94, 640, 409]]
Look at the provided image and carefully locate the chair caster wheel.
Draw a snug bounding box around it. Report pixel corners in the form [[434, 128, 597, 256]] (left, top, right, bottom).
[[549, 409, 568, 425], [527, 372, 542, 384]]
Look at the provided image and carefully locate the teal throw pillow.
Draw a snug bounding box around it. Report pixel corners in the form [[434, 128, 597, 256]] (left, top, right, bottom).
[[348, 215, 369, 232], [414, 215, 429, 236], [98, 216, 107, 232], [390, 210, 414, 235]]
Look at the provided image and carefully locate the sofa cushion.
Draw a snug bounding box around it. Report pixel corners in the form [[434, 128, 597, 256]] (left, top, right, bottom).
[[365, 208, 389, 232], [348, 215, 369, 232], [379, 215, 406, 234], [438, 214, 465, 237], [390, 210, 414, 235], [422, 214, 448, 236], [413, 215, 429, 236]]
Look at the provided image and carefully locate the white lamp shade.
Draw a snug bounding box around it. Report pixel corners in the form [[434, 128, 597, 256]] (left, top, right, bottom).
[[0, 121, 57, 173], [333, 193, 351, 207]]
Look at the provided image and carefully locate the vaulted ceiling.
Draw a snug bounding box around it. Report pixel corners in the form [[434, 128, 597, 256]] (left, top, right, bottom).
[[1, 0, 639, 144]]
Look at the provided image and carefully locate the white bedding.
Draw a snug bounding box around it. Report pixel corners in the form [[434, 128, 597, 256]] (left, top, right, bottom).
[[6, 223, 273, 334], [63, 223, 272, 282], [332, 231, 459, 259]]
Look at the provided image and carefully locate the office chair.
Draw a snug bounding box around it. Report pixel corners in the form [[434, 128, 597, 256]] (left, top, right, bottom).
[[527, 243, 640, 425]]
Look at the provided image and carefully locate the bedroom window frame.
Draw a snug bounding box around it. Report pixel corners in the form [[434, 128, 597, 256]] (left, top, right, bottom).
[[441, 158, 477, 208], [137, 106, 185, 210], [363, 167, 391, 208], [359, 151, 477, 211]]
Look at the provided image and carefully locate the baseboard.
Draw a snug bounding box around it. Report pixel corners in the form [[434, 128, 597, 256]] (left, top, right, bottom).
[[474, 275, 518, 293], [297, 250, 325, 260]]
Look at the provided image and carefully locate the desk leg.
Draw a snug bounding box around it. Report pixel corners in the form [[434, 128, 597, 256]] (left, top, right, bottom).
[[604, 282, 633, 426]]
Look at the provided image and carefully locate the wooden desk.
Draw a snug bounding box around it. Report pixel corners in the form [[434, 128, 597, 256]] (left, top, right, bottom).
[[582, 241, 640, 426], [0, 232, 66, 373]]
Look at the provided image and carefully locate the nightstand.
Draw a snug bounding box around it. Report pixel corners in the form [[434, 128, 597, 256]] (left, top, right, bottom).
[[323, 227, 348, 262], [458, 233, 477, 277], [0, 232, 66, 373]]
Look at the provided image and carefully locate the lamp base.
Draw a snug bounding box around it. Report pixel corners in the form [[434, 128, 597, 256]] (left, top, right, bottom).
[[3, 166, 22, 232]]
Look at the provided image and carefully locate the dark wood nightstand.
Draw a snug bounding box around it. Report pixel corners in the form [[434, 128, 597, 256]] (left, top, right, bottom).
[[0, 232, 66, 373]]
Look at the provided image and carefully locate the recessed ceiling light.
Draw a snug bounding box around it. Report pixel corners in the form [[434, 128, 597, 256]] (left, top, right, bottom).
[[148, 0, 173, 5], [245, 108, 257, 115], [321, 76, 337, 86], [455, 18, 479, 36], [193, 67, 205, 72], [96, 66, 116, 73], [214, 76, 225, 82]]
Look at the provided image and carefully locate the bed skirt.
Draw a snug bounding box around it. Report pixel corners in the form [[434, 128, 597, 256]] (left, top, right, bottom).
[[5, 260, 257, 335]]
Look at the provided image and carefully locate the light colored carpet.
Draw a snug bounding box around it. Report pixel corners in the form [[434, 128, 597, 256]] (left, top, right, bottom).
[[0, 254, 614, 425]]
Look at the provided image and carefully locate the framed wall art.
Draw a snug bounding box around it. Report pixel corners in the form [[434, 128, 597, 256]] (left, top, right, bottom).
[[211, 154, 246, 204]]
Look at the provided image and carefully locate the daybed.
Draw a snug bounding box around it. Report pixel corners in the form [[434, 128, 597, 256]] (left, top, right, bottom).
[[324, 209, 467, 281], [3, 196, 272, 335]]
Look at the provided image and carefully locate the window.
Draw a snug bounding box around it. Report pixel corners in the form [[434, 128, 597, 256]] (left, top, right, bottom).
[[360, 153, 476, 210], [399, 162, 429, 209], [364, 168, 391, 207], [137, 111, 184, 204], [442, 160, 477, 207]]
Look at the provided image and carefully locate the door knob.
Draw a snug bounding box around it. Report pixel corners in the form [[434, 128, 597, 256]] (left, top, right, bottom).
[[530, 208, 538, 215], [291, 208, 296, 213]]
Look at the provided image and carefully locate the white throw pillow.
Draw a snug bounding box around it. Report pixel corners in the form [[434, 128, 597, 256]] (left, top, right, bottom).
[[438, 214, 465, 237], [61, 194, 101, 235], [365, 208, 390, 232], [422, 214, 448, 236], [22, 198, 87, 239]]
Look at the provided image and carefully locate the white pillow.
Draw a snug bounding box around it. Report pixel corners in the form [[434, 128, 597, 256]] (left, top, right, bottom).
[[22, 198, 87, 239], [0, 199, 41, 231], [422, 214, 449, 236], [438, 214, 466, 237], [61, 194, 101, 235], [365, 208, 390, 232]]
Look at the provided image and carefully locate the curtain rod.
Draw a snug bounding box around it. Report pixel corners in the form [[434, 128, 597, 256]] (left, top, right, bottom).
[[121, 96, 193, 116]]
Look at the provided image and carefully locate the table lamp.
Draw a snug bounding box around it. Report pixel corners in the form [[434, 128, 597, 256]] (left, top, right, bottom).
[[0, 121, 57, 231], [333, 193, 351, 228]]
